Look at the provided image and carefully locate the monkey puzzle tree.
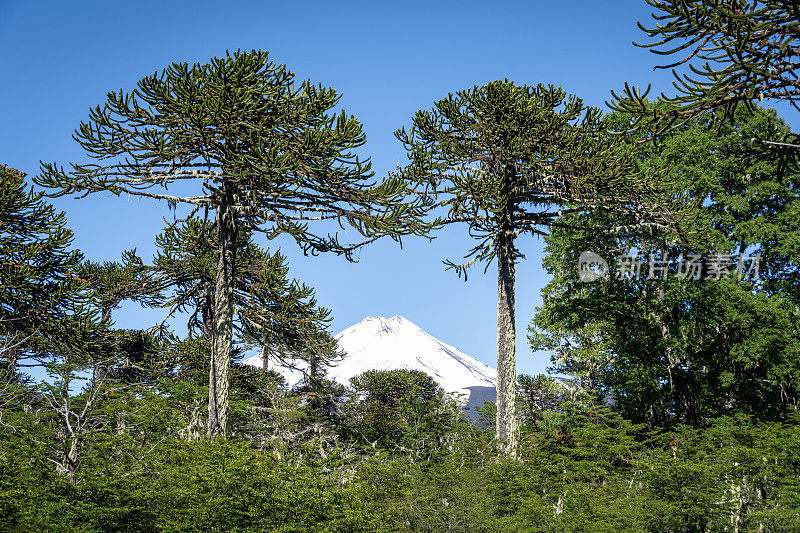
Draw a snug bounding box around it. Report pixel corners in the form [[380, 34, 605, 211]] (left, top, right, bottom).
[[344, 369, 450, 454], [611, 0, 800, 163], [0, 164, 95, 374], [0, 166, 152, 483], [395, 81, 681, 453], [77, 259, 161, 326], [37, 50, 428, 436], [133, 218, 338, 375]]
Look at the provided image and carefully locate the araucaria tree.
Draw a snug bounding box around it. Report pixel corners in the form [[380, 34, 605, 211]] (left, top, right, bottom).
[[136, 218, 337, 373], [37, 50, 427, 437], [611, 0, 800, 160], [395, 81, 679, 453], [0, 164, 93, 373]]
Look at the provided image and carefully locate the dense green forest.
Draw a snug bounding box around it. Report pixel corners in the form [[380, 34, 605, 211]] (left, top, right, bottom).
[[3, 1, 800, 531]]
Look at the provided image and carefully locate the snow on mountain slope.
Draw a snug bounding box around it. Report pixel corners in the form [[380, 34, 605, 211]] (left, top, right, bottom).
[[242, 315, 496, 394], [328, 315, 496, 391]]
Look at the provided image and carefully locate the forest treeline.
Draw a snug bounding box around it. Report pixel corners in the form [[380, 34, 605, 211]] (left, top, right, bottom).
[[3, 1, 800, 530]]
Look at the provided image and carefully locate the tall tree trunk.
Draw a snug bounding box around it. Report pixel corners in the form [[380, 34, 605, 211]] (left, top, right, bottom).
[[201, 285, 213, 341], [208, 193, 236, 437], [496, 227, 517, 454]]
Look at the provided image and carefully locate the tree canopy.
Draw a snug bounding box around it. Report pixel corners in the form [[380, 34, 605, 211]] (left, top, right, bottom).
[[530, 105, 800, 426], [0, 165, 94, 371], [611, 1, 800, 163]]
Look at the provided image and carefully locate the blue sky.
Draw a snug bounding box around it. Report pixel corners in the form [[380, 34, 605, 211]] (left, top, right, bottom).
[[0, 1, 716, 376]]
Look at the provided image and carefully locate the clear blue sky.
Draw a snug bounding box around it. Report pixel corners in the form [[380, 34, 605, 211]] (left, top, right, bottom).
[[0, 1, 700, 376]]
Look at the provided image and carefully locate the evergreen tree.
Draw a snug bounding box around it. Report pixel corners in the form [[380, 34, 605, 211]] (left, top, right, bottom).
[[344, 369, 453, 455], [611, 0, 800, 163], [37, 50, 429, 436], [131, 218, 338, 378], [77, 259, 161, 326], [0, 166, 166, 483], [0, 164, 93, 374], [395, 81, 682, 453]]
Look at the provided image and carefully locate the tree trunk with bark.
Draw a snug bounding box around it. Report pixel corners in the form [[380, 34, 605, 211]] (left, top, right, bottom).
[[208, 188, 237, 437], [201, 285, 214, 342], [57, 436, 80, 484], [496, 226, 517, 454]]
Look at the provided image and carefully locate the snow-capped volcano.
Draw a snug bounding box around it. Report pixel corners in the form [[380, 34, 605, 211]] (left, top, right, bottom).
[[243, 315, 496, 395], [329, 315, 496, 392]]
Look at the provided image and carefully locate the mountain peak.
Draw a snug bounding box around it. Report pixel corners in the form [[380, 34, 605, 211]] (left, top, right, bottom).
[[330, 315, 496, 392], [244, 315, 497, 394], [348, 315, 413, 335]]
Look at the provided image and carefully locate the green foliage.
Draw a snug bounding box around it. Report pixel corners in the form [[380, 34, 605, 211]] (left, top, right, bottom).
[[530, 105, 800, 426], [134, 218, 339, 371], [0, 164, 94, 365], [3, 34, 800, 530], [342, 369, 460, 456], [395, 81, 674, 275], [3, 372, 800, 531], [34, 49, 434, 435], [394, 81, 688, 453], [516, 374, 584, 428], [76, 259, 161, 324]]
